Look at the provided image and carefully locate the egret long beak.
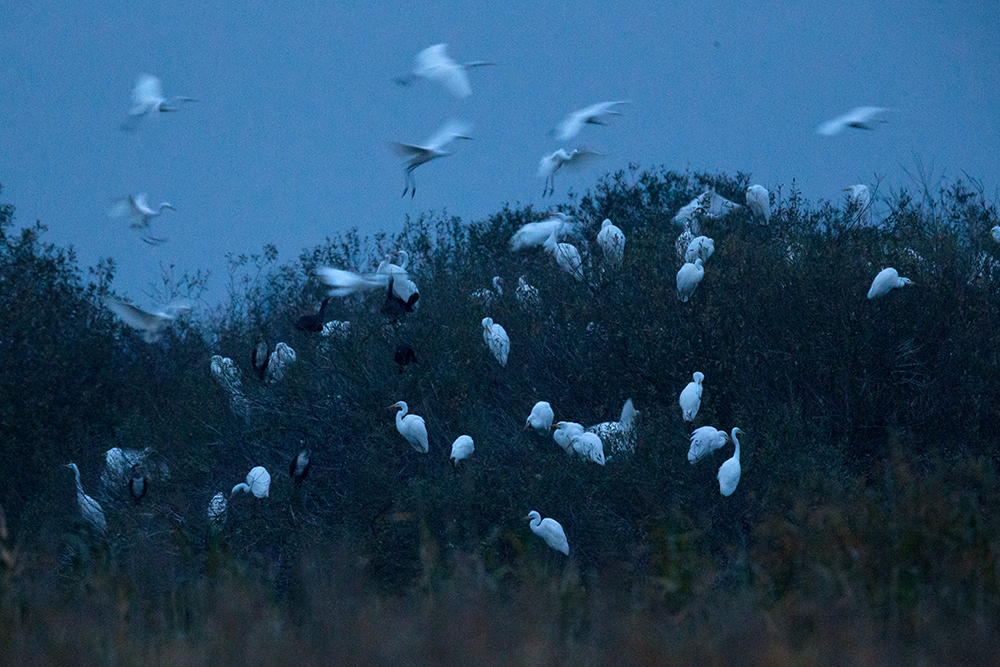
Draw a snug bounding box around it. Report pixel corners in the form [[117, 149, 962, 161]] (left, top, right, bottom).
[[386, 404, 399, 410], [523, 514, 532, 521]]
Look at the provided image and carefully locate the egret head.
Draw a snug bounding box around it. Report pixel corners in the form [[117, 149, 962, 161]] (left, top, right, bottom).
[[387, 401, 407, 411], [482, 317, 493, 328], [693, 371, 704, 384]]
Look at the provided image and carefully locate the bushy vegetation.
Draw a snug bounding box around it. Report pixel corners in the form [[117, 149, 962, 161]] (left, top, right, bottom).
[[1, 168, 999, 663]]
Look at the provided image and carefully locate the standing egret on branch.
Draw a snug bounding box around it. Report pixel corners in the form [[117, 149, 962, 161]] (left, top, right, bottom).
[[120, 73, 196, 132], [108, 193, 175, 245], [679, 372, 704, 422], [555, 101, 629, 141], [552, 421, 584, 454], [525, 511, 569, 555], [597, 219, 625, 268], [746, 185, 770, 224], [389, 401, 429, 453], [845, 185, 873, 225], [525, 401, 555, 433], [482, 317, 510, 366], [66, 463, 106, 534], [543, 230, 584, 281], [395, 120, 473, 197], [396, 44, 492, 98], [538, 148, 601, 197], [817, 106, 889, 136], [867, 267, 914, 299], [450, 435, 475, 464], [718, 428, 743, 496], [685, 236, 715, 263], [232, 466, 271, 498], [676, 259, 704, 302], [688, 426, 729, 464]]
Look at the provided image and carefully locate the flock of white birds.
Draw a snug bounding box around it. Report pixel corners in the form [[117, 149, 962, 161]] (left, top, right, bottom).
[[74, 44, 995, 558]]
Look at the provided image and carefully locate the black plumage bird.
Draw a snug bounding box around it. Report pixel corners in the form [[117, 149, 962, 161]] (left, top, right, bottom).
[[394, 343, 418, 373], [128, 464, 147, 504], [381, 277, 420, 320], [295, 298, 330, 332], [289, 449, 311, 487], [251, 338, 270, 380]]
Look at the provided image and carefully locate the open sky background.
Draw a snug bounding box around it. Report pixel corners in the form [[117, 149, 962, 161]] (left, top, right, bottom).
[[3, 0, 998, 309]]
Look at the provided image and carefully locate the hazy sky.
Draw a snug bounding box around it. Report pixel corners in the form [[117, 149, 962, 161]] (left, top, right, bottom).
[[3, 1, 997, 307]]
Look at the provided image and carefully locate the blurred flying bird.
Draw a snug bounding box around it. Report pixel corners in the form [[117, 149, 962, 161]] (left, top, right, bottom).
[[395, 120, 473, 197], [817, 106, 889, 136], [554, 101, 629, 141], [104, 297, 189, 342], [525, 511, 569, 555], [538, 148, 602, 197], [510, 212, 580, 251], [120, 73, 196, 132], [108, 193, 175, 245], [396, 44, 492, 98]]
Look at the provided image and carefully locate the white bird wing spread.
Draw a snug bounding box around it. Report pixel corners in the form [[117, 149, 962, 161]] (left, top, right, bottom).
[[105, 297, 171, 331], [131, 74, 163, 111], [316, 268, 389, 296], [425, 120, 472, 150], [557, 101, 627, 140]]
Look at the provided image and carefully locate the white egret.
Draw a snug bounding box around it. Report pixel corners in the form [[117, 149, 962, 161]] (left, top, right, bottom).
[[120, 73, 196, 132], [525, 511, 569, 555], [674, 190, 741, 234], [66, 463, 106, 534], [450, 435, 475, 464], [555, 101, 629, 141], [211, 355, 243, 395], [586, 399, 638, 456], [571, 432, 606, 465], [552, 421, 584, 454], [688, 426, 729, 464], [679, 373, 704, 422], [395, 120, 473, 197], [294, 298, 330, 332], [992, 226, 1000, 244], [208, 492, 227, 527], [482, 317, 510, 367], [817, 106, 889, 136], [397, 44, 492, 98], [321, 320, 351, 340], [515, 275, 541, 310], [104, 297, 184, 343], [470, 276, 503, 306], [845, 185, 873, 225], [510, 213, 580, 251], [718, 428, 743, 496], [289, 449, 310, 487], [108, 193, 175, 244], [676, 258, 705, 302], [867, 267, 914, 299], [685, 236, 715, 263], [267, 343, 296, 382], [389, 401, 429, 453], [525, 401, 555, 433], [377, 251, 420, 306], [596, 219, 625, 268], [543, 230, 584, 281], [746, 185, 770, 224], [128, 464, 147, 504], [232, 466, 271, 498], [538, 148, 601, 197]]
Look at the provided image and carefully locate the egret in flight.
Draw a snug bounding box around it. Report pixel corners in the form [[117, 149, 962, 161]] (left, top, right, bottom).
[[596, 219, 625, 268], [867, 267, 914, 299], [389, 401, 429, 453], [676, 258, 704, 302], [679, 372, 704, 422], [396, 44, 492, 98], [525, 511, 569, 555], [232, 466, 271, 498], [510, 212, 580, 251], [66, 463, 106, 534], [108, 193, 175, 244], [482, 317, 510, 366], [688, 426, 729, 464], [538, 148, 601, 197], [817, 106, 889, 136], [555, 101, 628, 141], [525, 401, 555, 433], [120, 73, 196, 132], [746, 185, 770, 224], [104, 297, 188, 342], [450, 435, 475, 464], [718, 428, 743, 496], [395, 120, 473, 197]]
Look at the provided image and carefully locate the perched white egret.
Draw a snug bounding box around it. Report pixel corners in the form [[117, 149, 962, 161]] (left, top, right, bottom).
[[395, 120, 473, 197], [597, 219, 625, 268], [817, 106, 889, 136], [571, 432, 606, 465], [538, 148, 601, 197], [389, 401, 429, 453], [685, 236, 715, 263], [676, 259, 705, 302], [450, 435, 475, 464], [845, 185, 873, 225], [688, 426, 729, 464], [867, 267, 914, 299], [208, 492, 227, 527], [510, 213, 580, 251], [718, 428, 743, 496], [377, 251, 420, 306], [543, 230, 584, 281], [992, 226, 1000, 244], [232, 466, 271, 498], [525, 401, 555, 433], [525, 511, 569, 555], [674, 190, 741, 234], [321, 320, 351, 340], [746, 185, 770, 224], [586, 399, 638, 456], [267, 343, 296, 382], [555, 101, 629, 141], [515, 275, 541, 310], [120, 73, 196, 132], [66, 463, 106, 534], [289, 449, 310, 487], [552, 421, 584, 454], [470, 276, 503, 306], [482, 317, 510, 366], [105, 297, 185, 343], [397, 44, 492, 98], [679, 372, 704, 422], [108, 193, 175, 245]]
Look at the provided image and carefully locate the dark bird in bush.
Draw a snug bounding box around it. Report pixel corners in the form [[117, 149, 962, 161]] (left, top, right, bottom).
[[251, 338, 270, 380], [394, 343, 418, 372], [289, 449, 310, 487], [295, 298, 330, 332], [128, 463, 147, 504], [382, 277, 420, 319]]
